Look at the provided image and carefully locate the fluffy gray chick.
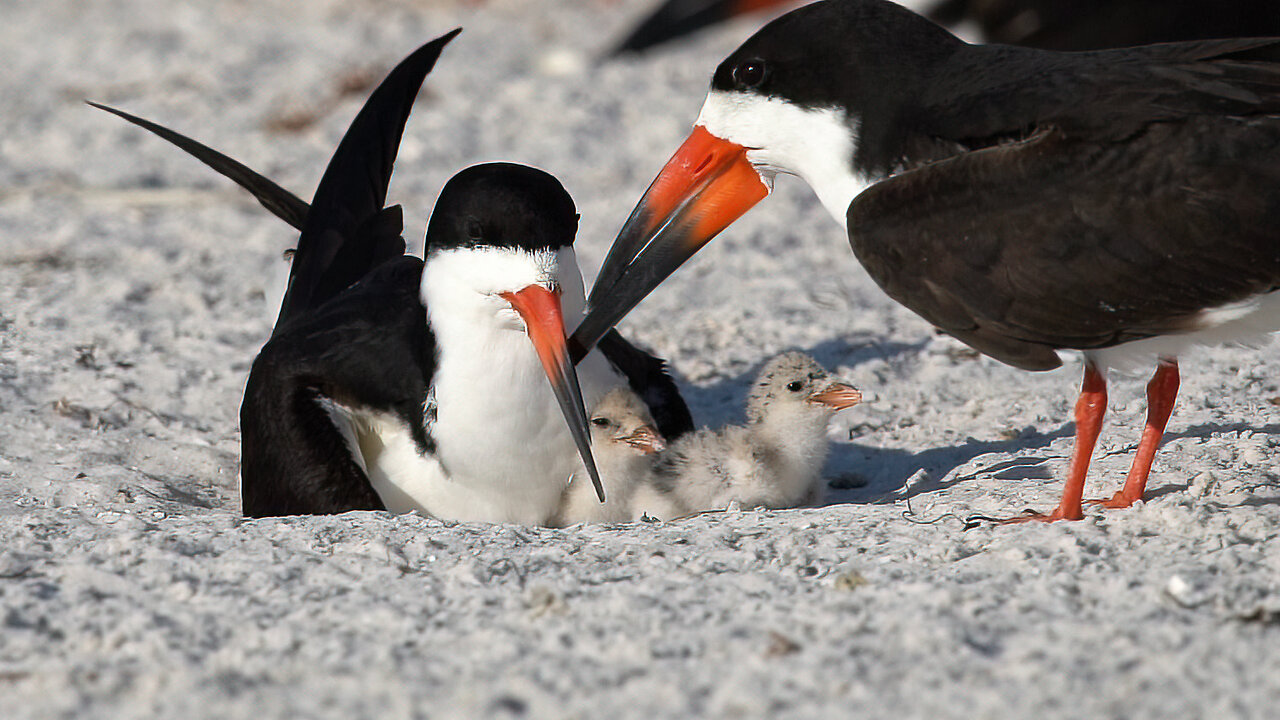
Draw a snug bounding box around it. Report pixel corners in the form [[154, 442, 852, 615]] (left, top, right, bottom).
[[650, 352, 861, 514], [552, 387, 668, 525]]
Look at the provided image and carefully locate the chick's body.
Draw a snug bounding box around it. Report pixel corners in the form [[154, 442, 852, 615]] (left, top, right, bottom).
[[554, 388, 667, 525], [648, 352, 861, 516]]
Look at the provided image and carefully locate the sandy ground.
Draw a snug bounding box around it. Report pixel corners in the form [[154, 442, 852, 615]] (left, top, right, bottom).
[[2, 1, 1279, 717]]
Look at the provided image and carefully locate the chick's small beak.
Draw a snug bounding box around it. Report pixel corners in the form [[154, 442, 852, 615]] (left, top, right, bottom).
[[808, 382, 862, 410], [620, 424, 666, 455], [500, 285, 605, 502], [569, 125, 770, 361]]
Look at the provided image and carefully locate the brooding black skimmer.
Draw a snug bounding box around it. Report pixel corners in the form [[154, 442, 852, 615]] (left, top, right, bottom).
[[94, 31, 691, 521], [573, 0, 1280, 522]]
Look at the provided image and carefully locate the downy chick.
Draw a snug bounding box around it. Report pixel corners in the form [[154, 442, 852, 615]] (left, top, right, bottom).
[[553, 388, 667, 525], [650, 352, 861, 514]]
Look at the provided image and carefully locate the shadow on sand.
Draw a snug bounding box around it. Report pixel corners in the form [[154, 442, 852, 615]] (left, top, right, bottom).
[[825, 420, 1280, 508], [664, 333, 1280, 515]]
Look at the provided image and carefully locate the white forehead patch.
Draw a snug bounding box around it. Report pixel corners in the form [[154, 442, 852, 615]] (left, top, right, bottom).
[[695, 90, 869, 230]]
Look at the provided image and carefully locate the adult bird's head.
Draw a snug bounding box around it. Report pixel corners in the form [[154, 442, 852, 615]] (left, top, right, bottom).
[[423, 162, 605, 500], [571, 0, 961, 357]]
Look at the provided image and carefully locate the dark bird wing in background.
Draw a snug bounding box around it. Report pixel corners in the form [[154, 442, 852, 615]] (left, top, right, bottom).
[[927, 0, 1280, 51]]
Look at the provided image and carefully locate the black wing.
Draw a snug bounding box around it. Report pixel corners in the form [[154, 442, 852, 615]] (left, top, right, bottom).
[[92, 30, 460, 332], [245, 34, 457, 516], [597, 330, 695, 439], [849, 117, 1280, 371], [845, 36, 1280, 369], [903, 38, 1280, 164], [95, 32, 459, 516], [87, 101, 312, 231], [278, 29, 460, 331], [241, 257, 432, 516]]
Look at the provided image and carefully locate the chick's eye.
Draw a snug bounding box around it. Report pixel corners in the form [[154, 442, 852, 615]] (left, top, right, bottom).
[[591, 417, 610, 427], [733, 60, 768, 89], [465, 218, 484, 241], [786, 381, 803, 392]]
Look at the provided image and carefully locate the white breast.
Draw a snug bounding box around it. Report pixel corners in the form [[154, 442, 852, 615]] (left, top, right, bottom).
[[337, 246, 625, 524]]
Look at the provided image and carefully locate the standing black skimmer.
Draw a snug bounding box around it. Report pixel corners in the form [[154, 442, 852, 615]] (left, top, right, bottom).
[[573, 0, 1280, 522], [94, 31, 691, 521]]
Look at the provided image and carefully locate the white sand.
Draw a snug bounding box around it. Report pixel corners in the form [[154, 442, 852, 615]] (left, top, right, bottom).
[[2, 1, 1278, 717]]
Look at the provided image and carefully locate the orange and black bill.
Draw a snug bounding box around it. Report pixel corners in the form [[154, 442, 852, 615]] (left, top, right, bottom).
[[501, 285, 605, 502], [571, 126, 770, 361], [808, 382, 862, 410]]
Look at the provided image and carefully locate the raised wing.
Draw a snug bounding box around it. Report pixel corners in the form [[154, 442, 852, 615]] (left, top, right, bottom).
[[87, 101, 311, 230], [92, 30, 461, 332], [280, 29, 460, 330], [94, 33, 460, 516]]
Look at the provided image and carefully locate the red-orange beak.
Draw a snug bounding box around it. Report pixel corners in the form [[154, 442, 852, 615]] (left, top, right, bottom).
[[807, 382, 862, 410], [500, 285, 604, 502], [570, 126, 770, 361]]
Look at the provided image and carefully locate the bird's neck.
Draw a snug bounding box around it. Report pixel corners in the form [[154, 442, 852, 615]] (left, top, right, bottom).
[[807, 162, 869, 233], [781, 108, 872, 232]]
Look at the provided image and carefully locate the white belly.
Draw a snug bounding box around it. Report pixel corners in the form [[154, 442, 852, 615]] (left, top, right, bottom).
[[1086, 290, 1280, 373], [343, 335, 620, 524]]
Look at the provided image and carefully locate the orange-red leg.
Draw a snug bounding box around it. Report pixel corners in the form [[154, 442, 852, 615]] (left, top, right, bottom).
[[1093, 359, 1179, 509], [1002, 362, 1107, 523]]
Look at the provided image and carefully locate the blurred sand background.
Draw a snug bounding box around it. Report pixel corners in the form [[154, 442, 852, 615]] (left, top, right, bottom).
[[1, 1, 1278, 717]]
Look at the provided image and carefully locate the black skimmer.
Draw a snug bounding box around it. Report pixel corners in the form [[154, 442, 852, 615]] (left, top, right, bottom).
[[94, 31, 692, 521], [573, 0, 1280, 521], [649, 352, 861, 514], [552, 387, 667, 525]]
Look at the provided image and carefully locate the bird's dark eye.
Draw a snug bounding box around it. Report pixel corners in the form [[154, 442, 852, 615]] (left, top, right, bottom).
[[732, 59, 768, 90], [465, 218, 484, 242], [591, 417, 610, 427], [786, 381, 803, 392]]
